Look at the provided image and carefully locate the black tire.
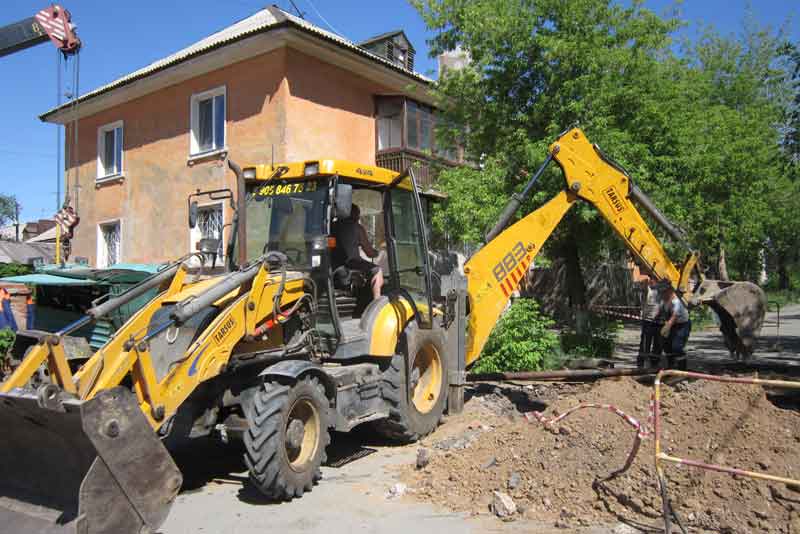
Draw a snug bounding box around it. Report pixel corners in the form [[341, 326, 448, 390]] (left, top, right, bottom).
[[243, 376, 331, 500], [372, 322, 448, 443]]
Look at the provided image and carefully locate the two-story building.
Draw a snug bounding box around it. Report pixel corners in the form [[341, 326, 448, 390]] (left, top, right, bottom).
[[41, 6, 461, 267]]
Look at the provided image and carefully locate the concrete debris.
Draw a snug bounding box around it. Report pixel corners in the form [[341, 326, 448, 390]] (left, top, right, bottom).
[[611, 524, 639, 534], [507, 471, 521, 490], [491, 491, 517, 518], [386, 483, 407, 499], [433, 429, 481, 451], [416, 448, 431, 470], [480, 456, 497, 470]]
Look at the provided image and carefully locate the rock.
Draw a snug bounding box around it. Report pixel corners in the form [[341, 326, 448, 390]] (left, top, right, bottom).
[[481, 456, 498, 469], [757, 459, 770, 470], [491, 491, 517, 518], [542, 497, 552, 509], [612, 524, 639, 534], [385, 483, 407, 499], [789, 513, 800, 534], [507, 471, 522, 490], [416, 448, 431, 469]]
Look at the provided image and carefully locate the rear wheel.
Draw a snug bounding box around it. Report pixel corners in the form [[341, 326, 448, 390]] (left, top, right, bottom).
[[373, 322, 448, 443], [243, 376, 331, 500]]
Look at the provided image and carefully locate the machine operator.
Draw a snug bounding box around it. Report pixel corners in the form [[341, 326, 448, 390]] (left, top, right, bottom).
[[332, 204, 384, 300]]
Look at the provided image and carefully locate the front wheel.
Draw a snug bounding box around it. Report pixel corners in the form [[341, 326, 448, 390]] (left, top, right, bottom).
[[243, 376, 331, 500], [372, 322, 448, 443]]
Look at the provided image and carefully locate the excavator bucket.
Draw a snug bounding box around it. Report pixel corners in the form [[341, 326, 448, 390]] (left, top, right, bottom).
[[0, 386, 181, 534], [693, 279, 767, 358]]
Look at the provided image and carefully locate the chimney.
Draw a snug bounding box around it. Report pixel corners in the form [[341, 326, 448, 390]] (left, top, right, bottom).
[[438, 46, 470, 79]]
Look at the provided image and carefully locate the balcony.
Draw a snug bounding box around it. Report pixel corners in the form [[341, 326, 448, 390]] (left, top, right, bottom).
[[375, 150, 457, 190]]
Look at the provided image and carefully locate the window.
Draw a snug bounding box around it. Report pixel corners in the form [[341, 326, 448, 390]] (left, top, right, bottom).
[[406, 101, 433, 153], [97, 220, 121, 268], [189, 203, 224, 265], [97, 121, 123, 179], [190, 86, 226, 155], [377, 98, 403, 150]]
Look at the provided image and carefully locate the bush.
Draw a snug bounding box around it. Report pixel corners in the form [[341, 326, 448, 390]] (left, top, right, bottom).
[[0, 328, 14, 368], [0, 263, 32, 278], [471, 298, 561, 374], [560, 313, 622, 359]]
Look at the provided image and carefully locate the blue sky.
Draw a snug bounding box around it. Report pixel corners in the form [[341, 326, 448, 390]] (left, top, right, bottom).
[[1, 0, 797, 223]]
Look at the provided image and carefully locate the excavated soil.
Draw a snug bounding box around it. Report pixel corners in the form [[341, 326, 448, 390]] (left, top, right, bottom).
[[400, 377, 800, 533]]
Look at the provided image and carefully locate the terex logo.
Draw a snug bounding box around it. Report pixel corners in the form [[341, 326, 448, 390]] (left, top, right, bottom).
[[602, 186, 626, 214], [213, 316, 236, 345]]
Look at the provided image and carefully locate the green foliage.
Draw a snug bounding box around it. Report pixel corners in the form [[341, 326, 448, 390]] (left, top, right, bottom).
[[415, 0, 798, 283], [471, 298, 561, 373], [0, 328, 14, 363], [559, 314, 622, 359], [0, 194, 17, 228], [0, 263, 32, 278]]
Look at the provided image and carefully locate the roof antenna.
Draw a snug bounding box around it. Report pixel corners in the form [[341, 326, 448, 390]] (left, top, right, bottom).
[[271, 144, 275, 170], [288, 0, 305, 19]]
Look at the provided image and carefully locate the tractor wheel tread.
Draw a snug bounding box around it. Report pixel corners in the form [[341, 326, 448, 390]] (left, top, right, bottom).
[[371, 324, 448, 444], [244, 376, 330, 501]]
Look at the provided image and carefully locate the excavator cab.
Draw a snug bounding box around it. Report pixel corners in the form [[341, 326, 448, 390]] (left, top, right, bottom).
[[237, 162, 440, 355]]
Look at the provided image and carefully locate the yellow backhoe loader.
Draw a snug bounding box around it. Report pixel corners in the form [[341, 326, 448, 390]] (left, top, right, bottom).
[[0, 128, 765, 533]]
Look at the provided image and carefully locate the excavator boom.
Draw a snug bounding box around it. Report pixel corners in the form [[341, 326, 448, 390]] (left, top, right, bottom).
[[464, 128, 766, 364]]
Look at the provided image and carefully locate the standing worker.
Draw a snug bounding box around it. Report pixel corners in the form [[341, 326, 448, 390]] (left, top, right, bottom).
[[637, 276, 663, 367], [660, 285, 691, 365]]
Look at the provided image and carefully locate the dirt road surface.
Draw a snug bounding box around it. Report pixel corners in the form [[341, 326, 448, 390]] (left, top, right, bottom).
[[162, 304, 800, 534]]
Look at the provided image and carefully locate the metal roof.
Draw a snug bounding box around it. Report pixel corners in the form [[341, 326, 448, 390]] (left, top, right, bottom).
[[40, 6, 431, 121], [0, 241, 55, 264], [359, 30, 415, 51]]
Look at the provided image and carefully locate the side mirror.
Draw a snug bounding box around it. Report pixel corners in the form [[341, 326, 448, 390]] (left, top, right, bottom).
[[189, 201, 199, 228], [335, 184, 352, 219]]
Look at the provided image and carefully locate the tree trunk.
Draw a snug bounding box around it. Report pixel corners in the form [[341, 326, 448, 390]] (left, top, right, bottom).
[[562, 233, 589, 335], [718, 246, 730, 281], [778, 254, 791, 290]]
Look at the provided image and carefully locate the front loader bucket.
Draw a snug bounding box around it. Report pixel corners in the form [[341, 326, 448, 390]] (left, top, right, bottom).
[[0, 386, 182, 534], [693, 279, 767, 358]]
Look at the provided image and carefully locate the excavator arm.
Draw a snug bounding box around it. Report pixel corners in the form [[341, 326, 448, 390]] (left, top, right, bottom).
[[464, 128, 766, 364]]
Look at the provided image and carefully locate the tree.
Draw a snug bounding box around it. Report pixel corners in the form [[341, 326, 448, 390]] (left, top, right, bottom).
[[0, 195, 17, 229], [416, 0, 683, 314], [416, 0, 797, 296]]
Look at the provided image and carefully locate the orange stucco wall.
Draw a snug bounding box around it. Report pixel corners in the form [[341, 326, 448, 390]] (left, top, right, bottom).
[[65, 44, 391, 266]]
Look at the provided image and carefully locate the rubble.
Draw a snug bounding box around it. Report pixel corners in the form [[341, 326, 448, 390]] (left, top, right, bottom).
[[491, 491, 517, 518], [385, 483, 407, 499], [402, 377, 800, 533], [416, 448, 431, 469]]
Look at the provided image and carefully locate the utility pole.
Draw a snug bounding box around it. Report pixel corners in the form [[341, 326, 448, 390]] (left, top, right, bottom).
[[14, 200, 20, 242]]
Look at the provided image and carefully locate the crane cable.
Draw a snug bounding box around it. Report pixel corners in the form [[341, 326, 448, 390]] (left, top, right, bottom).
[[67, 49, 80, 213]]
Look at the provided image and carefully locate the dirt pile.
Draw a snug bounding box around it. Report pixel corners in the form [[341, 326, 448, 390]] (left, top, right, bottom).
[[401, 377, 800, 533]]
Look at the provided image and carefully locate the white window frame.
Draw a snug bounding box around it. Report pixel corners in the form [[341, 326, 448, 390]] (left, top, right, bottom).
[[188, 201, 225, 267], [189, 86, 227, 157], [96, 218, 122, 268], [96, 120, 124, 182]]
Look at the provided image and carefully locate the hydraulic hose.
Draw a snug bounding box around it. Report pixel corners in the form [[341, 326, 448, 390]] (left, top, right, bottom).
[[87, 261, 183, 319]]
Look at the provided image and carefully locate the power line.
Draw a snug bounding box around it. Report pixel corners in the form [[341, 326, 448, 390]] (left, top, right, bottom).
[[288, 0, 305, 19], [304, 0, 345, 38]]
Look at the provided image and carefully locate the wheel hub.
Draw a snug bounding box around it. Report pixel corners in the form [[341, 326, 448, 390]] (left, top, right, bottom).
[[411, 343, 443, 414], [285, 418, 305, 452]]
